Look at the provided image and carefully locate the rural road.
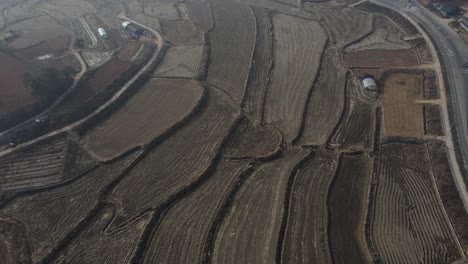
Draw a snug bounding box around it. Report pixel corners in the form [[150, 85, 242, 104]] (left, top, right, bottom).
[[370, 0, 468, 212], [0, 31, 88, 138], [0, 20, 163, 158]]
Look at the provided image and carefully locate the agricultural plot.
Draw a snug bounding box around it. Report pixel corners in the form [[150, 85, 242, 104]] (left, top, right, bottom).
[[264, 14, 327, 142], [35, 0, 96, 21], [153, 45, 203, 78], [108, 89, 240, 224], [370, 143, 464, 263], [0, 137, 67, 194], [128, 13, 161, 32], [85, 78, 204, 158], [143, 159, 251, 264], [345, 15, 411, 52], [0, 216, 31, 264], [51, 207, 151, 264], [17, 35, 70, 60], [344, 49, 420, 68], [281, 150, 337, 264], [161, 20, 203, 45], [0, 153, 139, 263], [328, 153, 372, 264], [225, 118, 282, 160], [212, 149, 309, 264], [81, 50, 112, 68], [381, 72, 424, 137], [206, 0, 256, 104], [62, 139, 98, 180], [311, 4, 373, 46], [0, 53, 33, 118], [142, 4, 179, 20], [298, 48, 346, 146], [187, 2, 214, 32], [5, 16, 69, 49], [424, 105, 443, 136], [242, 7, 272, 125], [330, 80, 375, 150]]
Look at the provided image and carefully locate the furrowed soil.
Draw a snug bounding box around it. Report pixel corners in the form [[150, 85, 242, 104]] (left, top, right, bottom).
[[206, 0, 256, 104], [108, 89, 240, 224], [224, 118, 282, 160], [0, 153, 138, 263], [281, 150, 337, 264], [153, 45, 203, 78], [424, 104, 443, 136], [187, 2, 213, 32], [85, 78, 204, 158], [143, 159, 250, 264], [330, 79, 375, 150], [212, 149, 309, 264], [298, 48, 346, 145], [328, 153, 373, 264], [381, 72, 424, 137], [370, 143, 464, 263], [264, 14, 327, 142], [161, 20, 203, 45], [344, 49, 420, 68], [242, 7, 272, 125], [51, 207, 151, 264]]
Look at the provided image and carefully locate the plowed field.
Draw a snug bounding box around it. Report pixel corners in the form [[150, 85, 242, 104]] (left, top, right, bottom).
[[85, 78, 204, 158], [154, 45, 203, 78], [264, 14, 327, 142], [207, 0, 256, 104], [344, 49, 420, 68]]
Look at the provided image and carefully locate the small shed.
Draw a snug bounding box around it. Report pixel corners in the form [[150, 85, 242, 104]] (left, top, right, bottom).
[[362, 74, 377, 91], [97, 28, 108, 39]]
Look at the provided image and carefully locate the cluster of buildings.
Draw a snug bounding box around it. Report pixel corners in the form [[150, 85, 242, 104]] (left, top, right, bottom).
[[431, 2, 459, 18], [95, 21, 146, 40]]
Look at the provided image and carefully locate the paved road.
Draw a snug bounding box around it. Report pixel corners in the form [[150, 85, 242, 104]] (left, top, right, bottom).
[[370, 0, 468, 211]]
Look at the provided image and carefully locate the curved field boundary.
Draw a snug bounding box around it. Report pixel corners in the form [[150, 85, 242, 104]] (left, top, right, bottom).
[[328, 153, 373, 264], [187, 2, 213, 32], [107, 88, 241, 226], [153, 45, 204, 78], [206, 0, 256, 104], [311, 4, 374, 46], [297, 48, 346, 146], [242, 7, 273, 125], [224, 118, 283, 160], [212, 148, 310, 264], [0, 152, 139, 264], [84, 78, 204, 159], [51, 206, 151, 264], [281, 149, 338, 264], [142, 159, 251, 264], [264, 14, 327, 142], [370, 143, 464, 263], [330, 79, 376, 150]]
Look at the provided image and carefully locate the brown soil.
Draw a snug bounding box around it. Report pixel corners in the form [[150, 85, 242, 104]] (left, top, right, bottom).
[[117, 42, 142, 61], [381, 72, 424, 137], [423, 70, 439, 99], [16, 35, 71, 60], [344, 49, 420, 69], [0, 53, 34, 118]]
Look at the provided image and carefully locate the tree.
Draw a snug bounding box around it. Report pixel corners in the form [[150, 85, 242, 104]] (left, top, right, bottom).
[[24, 67, 74, 100]]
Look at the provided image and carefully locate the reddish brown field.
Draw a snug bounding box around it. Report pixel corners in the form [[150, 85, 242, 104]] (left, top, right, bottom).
[[117, 42, 142, 61], [0, 53, 34, 118], [16, 35, 71, 60], [344, 49, 420, 69], [57, 58, 131, 112]]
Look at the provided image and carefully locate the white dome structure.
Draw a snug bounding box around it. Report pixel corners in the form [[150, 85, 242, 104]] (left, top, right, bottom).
[[362, 75, 377, 91]]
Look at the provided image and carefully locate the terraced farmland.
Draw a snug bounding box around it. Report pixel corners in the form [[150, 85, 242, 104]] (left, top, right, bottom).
[[298, 48, 346, 145], [370, 143, 464, 263], [0, 153, 139, 263], [84, 78, 204, 158], [154, 45, 204, 78], [212, 149, 309, 264], [281, 150, 337, 264], [108, 89, 240, 223], [264, 14, 327, 142], [207, 0, 256, 104], [0, 1, 466, 263]]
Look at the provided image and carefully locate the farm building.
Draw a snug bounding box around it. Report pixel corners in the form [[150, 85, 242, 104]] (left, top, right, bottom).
[[432, 2, 459, 18], [98, 28, 108, 39], [460, 17, 468, 32], [121, 21, 144, 36], [362, 75, 377, 91]]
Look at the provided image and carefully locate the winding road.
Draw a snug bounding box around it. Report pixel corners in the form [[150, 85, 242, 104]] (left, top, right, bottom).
[[370, 0, 468, 212]]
